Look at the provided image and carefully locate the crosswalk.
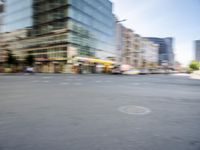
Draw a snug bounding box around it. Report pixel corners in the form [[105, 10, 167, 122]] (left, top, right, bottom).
[[30, 77, 154, 87]]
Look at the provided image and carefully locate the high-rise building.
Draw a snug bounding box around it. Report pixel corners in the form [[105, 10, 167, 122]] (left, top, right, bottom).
[[66, 0, 116, 59], [140, 38, 159, 68], [0, 0, 4, 37], [195, 40, 200, 61], [146, 37, 175, 68], [2, 0, 116, 73], [3, 0, 32, 32], [0, 1, 4, 64]]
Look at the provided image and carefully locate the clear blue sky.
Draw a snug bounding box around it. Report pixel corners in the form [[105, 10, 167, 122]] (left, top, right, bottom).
[[111, 0, 200, 66]]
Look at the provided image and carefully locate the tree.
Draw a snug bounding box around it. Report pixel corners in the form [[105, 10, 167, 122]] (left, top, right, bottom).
[[25, 53, 35, 67], [6, 50, 17, 67], [189, 61, 200, 71]]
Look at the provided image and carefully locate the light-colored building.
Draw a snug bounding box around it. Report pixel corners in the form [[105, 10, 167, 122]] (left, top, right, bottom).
[[0, 28, 30, 63], [122, 28, 135, 66], [140, 38, 159, 68], [132, 34, 143, 68], [146, 37, 175, 68], [115, 22, 125, 63], [115, 24, 159, 69]]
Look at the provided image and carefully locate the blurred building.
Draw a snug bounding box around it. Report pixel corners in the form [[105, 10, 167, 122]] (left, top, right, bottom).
[[122, 28, 135, 66], [116, 26, 143, 68], [195, 40, 200, 61], [140, 38, 159, 68], [115, 22, 125, 63], [115, 24, 159, 69], [2, 0, 32, 32], [1, 29, 30, 62], [0, 1, 4, 65], [146, 37, 175, 68], [133, 34, 143, 68], [1, 0, 116, 73]]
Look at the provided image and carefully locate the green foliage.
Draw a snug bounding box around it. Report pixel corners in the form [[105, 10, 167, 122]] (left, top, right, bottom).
[[6, 50, 17, 67], [189, 61, 200, 71], [25, 53, 35, 66]]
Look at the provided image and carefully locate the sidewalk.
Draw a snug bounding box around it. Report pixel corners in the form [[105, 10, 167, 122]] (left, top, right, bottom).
[[190, 70, 200, 80]]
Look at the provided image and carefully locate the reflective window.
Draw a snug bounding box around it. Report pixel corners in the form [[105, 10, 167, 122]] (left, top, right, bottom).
[[3, 0, 32, 32]]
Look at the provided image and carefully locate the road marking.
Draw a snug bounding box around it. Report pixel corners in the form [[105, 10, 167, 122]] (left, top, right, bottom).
[[95, 80, 102, 83], [105, 80, 112, 83], [133, 83, 140, 85], [76, 79, 82, 81], [74, 82, 82, 85], [60, 82, 69, 85], [171, 73, 190, 77], [65, 79, 71, 81], [42, 77, 51, 79], [118, 105, 151, 115]]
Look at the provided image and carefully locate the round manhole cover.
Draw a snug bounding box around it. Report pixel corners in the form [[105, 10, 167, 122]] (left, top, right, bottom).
[[118, 105, 151, 115]]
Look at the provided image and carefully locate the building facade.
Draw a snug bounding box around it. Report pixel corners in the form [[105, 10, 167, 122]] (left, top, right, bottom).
[[116, 25, 159, 69], [0, 1, 4, 65], [1, 0, 116, 73], [122, 28, 135, 66], [3, 0, 32, 32], [140, 38, 159, 68], [146, 37, 175, 68], [195, 40, 200, 61], [115, 22, 126, 64]]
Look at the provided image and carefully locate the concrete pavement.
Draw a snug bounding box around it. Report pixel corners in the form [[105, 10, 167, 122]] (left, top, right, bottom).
[[0, 74, 200, 150]]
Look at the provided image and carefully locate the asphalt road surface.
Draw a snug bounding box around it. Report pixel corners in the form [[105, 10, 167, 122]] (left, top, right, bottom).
[[0, 74, 200, 150]]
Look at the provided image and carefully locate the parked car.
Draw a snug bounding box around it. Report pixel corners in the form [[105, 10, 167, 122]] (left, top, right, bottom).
[[26, 67, 35, 73], [111, 65, 122, 74], [139, 69, 150, 75], [123, 69, 140, 75]]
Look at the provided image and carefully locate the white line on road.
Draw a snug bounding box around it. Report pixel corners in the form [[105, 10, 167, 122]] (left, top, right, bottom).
[[133, 83, 140, 85], [60, 82, 69, 85], [95, 80, 103, 83], [42, 77, 52, 79], [74, 82, 82, 85], [104, 80, 112, 83], [32, 80, 39, 83]]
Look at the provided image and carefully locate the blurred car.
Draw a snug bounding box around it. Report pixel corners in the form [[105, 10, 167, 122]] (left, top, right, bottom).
[[120, 64, 131, 72], [123, 69, 140, 75], [139, 69, 150, 75], [26, 67, 35, 73], [111, 65, 123, 74], [150, 69, 165, 74]]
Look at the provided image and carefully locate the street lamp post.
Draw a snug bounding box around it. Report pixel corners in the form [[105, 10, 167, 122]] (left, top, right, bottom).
[[116, 19, 127, 23]]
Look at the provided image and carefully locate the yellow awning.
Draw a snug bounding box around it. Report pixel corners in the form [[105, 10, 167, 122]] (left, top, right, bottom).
[[75, 57, 115, 65]]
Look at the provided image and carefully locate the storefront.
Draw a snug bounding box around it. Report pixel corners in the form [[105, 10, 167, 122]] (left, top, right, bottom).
[[72, 57, 116, 74]]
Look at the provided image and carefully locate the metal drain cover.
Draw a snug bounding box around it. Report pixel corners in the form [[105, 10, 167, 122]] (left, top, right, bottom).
[[119, 105, 151, 115]]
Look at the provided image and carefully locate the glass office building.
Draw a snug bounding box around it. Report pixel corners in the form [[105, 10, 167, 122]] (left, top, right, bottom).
[[147, 37, 175, 67], [2, 0, 116, 72], [32, 0, 116, 59], [3, 0, 32, 32], [67, 0, 116, 58]]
